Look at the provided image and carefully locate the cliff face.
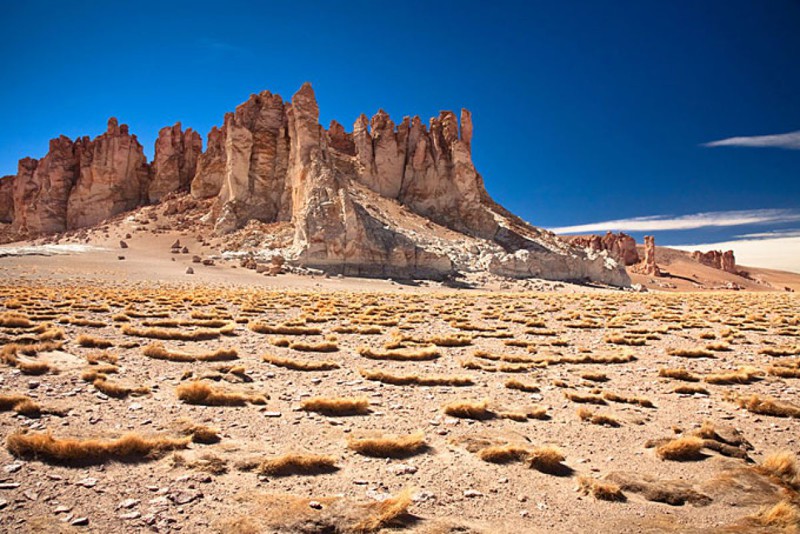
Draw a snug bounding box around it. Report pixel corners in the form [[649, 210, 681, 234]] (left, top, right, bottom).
[[692, 250, 736, 273], [4, 83, 630, 286], [565, 232, 639, 266], [0, 175, 14, 224]]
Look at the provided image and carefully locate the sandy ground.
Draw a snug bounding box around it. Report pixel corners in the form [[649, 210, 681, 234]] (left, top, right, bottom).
[[0, 244, 798, 533]]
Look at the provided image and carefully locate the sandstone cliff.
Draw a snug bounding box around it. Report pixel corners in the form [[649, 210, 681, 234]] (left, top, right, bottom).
[[3, 84, 630, 286], [692, 250, 736, 273], [565, 232, 639, 266], [0, 175, 15, 224]]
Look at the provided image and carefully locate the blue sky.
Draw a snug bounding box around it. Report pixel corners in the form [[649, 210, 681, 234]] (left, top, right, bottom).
[[1, 1, 798, 270]]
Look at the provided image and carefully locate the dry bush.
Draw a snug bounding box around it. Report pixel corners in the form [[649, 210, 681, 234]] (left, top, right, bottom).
[[673, 384, 709, 395], [528, 446, 569, 474], [347, 432, 427, 458], [122, 324, 222, 341], [176, 421, 221, 444], [655, 437, 706, 461], [768, 366, 800, 379], [357, 346, 440, 361], [443, 399, 492, 420], [76, 334, 114, 348], [732, 394, 800, 418], [37, 326, 64, 341], [668, 347, 715, 358], [704, 366, 763, 385], [262, 353, 339, 371], [17, 360, 51, 375], [86, 351, 118, 364], [248, 322, 321, 336], [0, 394, 41, 417], [288, 340, 339, 353], [0, 312, 33, 328], [81, 363, 119, 382], [747, 501, 800, 530], [360, 368, 473, 387], [300, 396, 370, 416], [577, 477, 626, 502], [354, 487, 413, 532], [143, 342, 238, 362], [659, 367, 701, 382], [478, 444, 532, 463], [757, 451, 800, 490], [176, 381, 265, 406], [172, 452, 228, 474], [704, 342, 731, 352], [257, 453, 338, 476], [504, 379, 540, 392], [473, 350, 539, 364], [581, 371, 608, 382], [759, 346, 800, 357], [604, 334, 646, 346], [93, 378, 150, 398], [6, 432, 188, 464], [602, 391, 654, 408], [565, 392, 606, 405], [269, 336, 291, 347], [576, 407, 620, 427], [428, 334, 472, 347]]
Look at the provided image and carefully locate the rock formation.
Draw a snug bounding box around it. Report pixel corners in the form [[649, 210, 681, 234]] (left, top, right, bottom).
[[148, 123, 202, 203], [0, 175, 14, 224], [692, 250, 736, 273], [565, 232, 639, 266], [631, 235, 661, 276], [3, 83, 631, 287]]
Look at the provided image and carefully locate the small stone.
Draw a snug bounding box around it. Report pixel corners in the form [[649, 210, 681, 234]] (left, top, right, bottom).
[[309, 501, 323, 510], [118, 498, 139, 509], [185, 267, 194, 275], [3, 464, 22, 473], [119, 511, 141, 520], [71, 517, 89, 526], [23, 490, 38, 501], [464, 490, 483, 498], [54, 505, 72, 513], [119, 240, 128, 248], [0, 483, 20, 489], [0, 499, 7, 509], [263, 411, 282, 418], [76, 478, 97, 488], [390, 464, 417, 475]]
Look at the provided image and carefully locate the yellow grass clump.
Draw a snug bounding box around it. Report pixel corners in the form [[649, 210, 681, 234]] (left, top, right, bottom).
[[143, 342, 238, 362], [704, 366, 763, 385], [443, 399, 492, 420], [93, 378, 150, 398], [565, 392, 607, 405], [262, 353, 340, 371], [300, 396, 370, 416], [504, 378, 540, 392], [655, 436, 706, 461], [288, 340, 339, 353], [577, 477, 626, 502], [76, 334, 114, 348], [659, 367, 700, 382], [347, 432, 427, 458], [756, 451, 799, 490], [122, 324, 222, 341], [359, 368, 473, 387], [668, 347, 715, 358], [602, 391, 654, 408], [577, 407, 621, 427], [248, 323, 321, 336], [357, 346, 440, 361], [673, 384, 709, 395], [732, 394, 800, 419], [176, 381, 265, 406], [257, 453, 338, 476], [6, 432, 189, 464]]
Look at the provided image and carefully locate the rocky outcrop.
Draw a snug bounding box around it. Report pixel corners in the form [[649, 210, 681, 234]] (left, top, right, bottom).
[[5, 83, 630, 287], [148, 123, 202, 203], [692, 250, 736, 273], [631, 235, 661, 276], [565, 232, 639, 266], [190, 126, 226, 199], [0, 175, 14, 223]]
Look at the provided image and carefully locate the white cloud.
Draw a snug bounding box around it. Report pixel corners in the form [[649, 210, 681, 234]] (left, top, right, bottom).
[[550, 209, 800, 234], [703, 130, 800, 149], [673, 237, 800, 274]]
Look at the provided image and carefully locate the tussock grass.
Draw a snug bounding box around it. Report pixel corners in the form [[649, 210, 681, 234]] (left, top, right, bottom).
[[581, 372, 608, 382], [248, 322, 321, 336], [122, 324, 222, 341], [428, 334, 472, 347], [565, 392, 607, 405], [143, 342, 238, 362], [528, 446, 569, 474], [668, 347, 715, 358], [6, 432, 189, 464], [478, 444, 532, 463], [93, 378, 149, 398], [505, 378, 540, 392], [602, 391, 654, 408], [748, 501, 800, 530], [177, 381, 265, 406], [655, 436, 706, 461], [354, 488, 413, 532], [347, 432, 427, 458], [300, 396, 370, 416], [659, 367, 700, 382], [674, 384, 709, 395], [86, 351, 118, 364], [76, 334, 114, 348], [577, 407, 621, 427], [288, 340, 339, 352], [357, 346, 440, 361], [360, 368, 473, 387], [756, 451, 799, 490], [17, 360, 51, 375], [768, 365, 800, 379], [262, 353, 339, 371], [257, 453, 338, 476], [81, 364, 119, 382], [443, 399, 492, 419], [759, 346, 800, 357], [577, 477, 626, 502], [731, 393, 800, 418], [473, 350, 539, 364], [0, 312, 33, 328], [704, 366, 763, 385], [177, 421, 221, 444], [604, 334, 646, 346], [0, 394, 42, 417]]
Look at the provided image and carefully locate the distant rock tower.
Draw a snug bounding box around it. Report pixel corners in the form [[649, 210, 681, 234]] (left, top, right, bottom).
[[632, 235, 661, 277]]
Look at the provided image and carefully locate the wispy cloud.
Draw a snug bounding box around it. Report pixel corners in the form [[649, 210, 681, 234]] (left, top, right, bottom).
[[702, 130, 800, 150], [673, 236, 800, 274], [195, 38, 252, 63], [550, 209, 800, 234], [735, 228, 800, 240]]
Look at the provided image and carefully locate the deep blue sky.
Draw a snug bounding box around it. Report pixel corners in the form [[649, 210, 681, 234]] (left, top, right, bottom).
[[2, 1, 799, 267]]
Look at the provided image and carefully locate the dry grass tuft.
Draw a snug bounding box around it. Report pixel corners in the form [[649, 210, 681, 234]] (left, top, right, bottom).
[[262, 352, 339, 371], [122, 324, 222, 341], [565, 392, 607, 405], [704, 366, 763, 385], [756, 451, 799, 490], [577, 407, 621, 427], [6, 432, 188, 464], [347, 432, 427, 458], [443, 399, 492, 420], [478, 444, 531, 463], [143, 342, 238, 362], [602, 391, 654, 408], [76, 334, 114, 348], [581, 371, 608, 382], [257, 453, 338, 476], [655, 436, 706, 461], [248, 323, 321, 336], [674, 384, 709, 395], [300, 396, 370, 416], [289, 340, 339, 353], [659, 367, 700, 382], [504, 378, 540, 392], [668, 347, 715, 358], [359, 368, 473, 387], [93, 378, 149, 398], [0, 394, 41, 417], [428, 334, 472, 347], [732, 393, 800, 418], [18, 360, 51, 375], [748, 500, 800, 530], [357, 346, 440, 361], [354, 487, 413, 532], [177, 421, 221, 444], [528, 446, 569, 474], [176, 381, 265, 406], [577, 477, 626, 502]]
